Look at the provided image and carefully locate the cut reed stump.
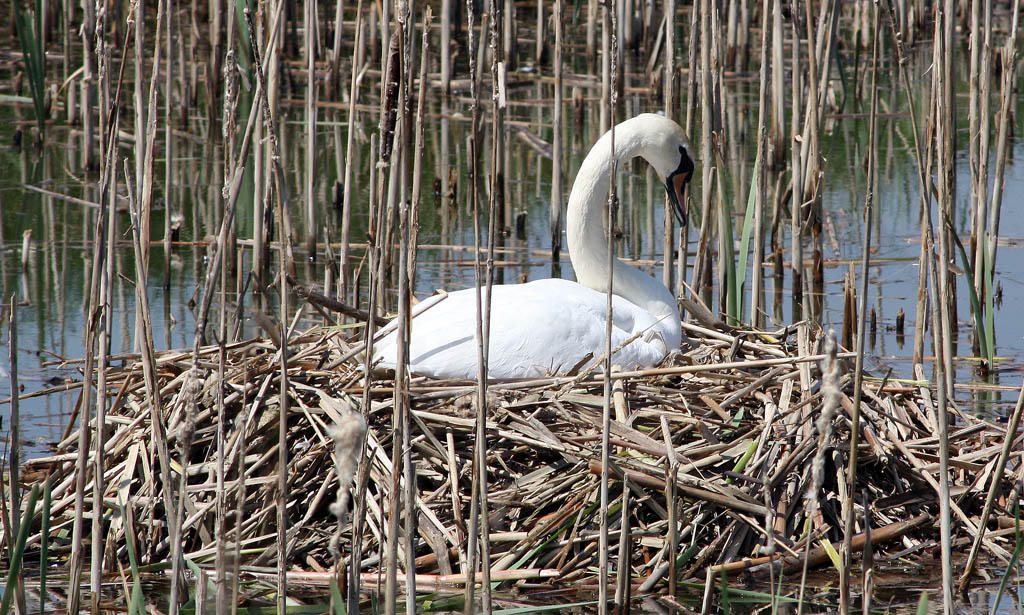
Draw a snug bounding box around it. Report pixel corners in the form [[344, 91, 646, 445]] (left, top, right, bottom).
[[12, 320, 1022, 594]]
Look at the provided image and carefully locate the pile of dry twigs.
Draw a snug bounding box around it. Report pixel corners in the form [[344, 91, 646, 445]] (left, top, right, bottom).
[[19, 317, 1022, 592]]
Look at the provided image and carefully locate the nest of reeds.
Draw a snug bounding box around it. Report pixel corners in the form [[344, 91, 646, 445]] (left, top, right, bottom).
[[19, 318, 1021, 592]]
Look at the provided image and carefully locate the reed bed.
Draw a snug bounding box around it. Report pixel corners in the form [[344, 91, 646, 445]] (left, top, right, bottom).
[[2, 0, 1024, 610], [13, 315, 1022, 600]]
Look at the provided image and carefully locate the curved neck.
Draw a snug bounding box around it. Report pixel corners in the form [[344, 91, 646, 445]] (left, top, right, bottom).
[[566, 119, 681, 346]]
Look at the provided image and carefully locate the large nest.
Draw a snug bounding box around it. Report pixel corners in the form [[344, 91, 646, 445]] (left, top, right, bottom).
[[17, 319, 1021, 593]]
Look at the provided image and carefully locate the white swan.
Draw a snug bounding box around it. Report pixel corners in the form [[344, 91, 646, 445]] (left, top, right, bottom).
[[375, 113, 694, 380]]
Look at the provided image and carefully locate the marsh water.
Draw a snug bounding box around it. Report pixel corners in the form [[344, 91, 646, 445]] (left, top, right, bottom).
[[1, 10, 1024, 610]]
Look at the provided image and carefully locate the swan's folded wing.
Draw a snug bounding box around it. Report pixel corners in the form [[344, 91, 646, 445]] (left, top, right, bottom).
[[375, 278, 673, 379]]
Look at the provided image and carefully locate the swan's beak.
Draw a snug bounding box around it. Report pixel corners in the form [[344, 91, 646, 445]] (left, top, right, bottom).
[[665, 170, 690, 226], [665, 146, 694, 226]]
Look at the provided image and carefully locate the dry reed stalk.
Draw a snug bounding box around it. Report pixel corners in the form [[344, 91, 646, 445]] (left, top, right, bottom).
[[387, 21, 413, 610], [586, 0, 597, 73], [329, 0, 346, 93], [534, 0, 543, 67], [934, 0, 955, 400], [929, 8, 956, 607], [614, 475, 630, 607], [840, 8, 879, 609], [80, 0, 97, 169], [788, 4, 803, 319], [749, 3, 771, 329], [166, 0, 180, 292], [797, 333, 839, 611], [89, 121, 117, 612], [305, 0, 317, 256], [409, 8, 432, 281], [215, 208, 229, 615], [123, 159, 181, 611], [132, 0, 146, 269], [662, 0, 676, 292], [241, 6, 295, 607], [68, 17, 126, 605], [461, 0, 482, 607], [968, 0, 992, 349], [927, 230, 954, 614], [471, 0, 506, 608], [550, 0, 563, 266], [600, 0, 610, 134], [349, 133, 381, 615], [441, 0, 451, 96], [382, 11, 412, 612], [691, 0, 712, 305], [800, 0, 824, 312], [340, 0, 365, 307], [769, 0, 783, 163], [983, 0, 1020, 277], [600, 2, 620, 610]]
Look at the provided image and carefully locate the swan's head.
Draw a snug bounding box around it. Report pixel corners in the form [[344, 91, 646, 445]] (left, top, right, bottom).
[[633, 113, 695, 227]]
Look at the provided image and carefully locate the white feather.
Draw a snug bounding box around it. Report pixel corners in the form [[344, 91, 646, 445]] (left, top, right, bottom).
[[375, 113, 692, 380]]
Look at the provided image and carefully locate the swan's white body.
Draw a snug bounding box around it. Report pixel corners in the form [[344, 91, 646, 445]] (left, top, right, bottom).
[[375, 114, 692, 380]]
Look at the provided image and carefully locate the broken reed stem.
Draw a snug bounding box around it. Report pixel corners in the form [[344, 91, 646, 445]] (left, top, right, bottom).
[[408, 8, 432, 281]]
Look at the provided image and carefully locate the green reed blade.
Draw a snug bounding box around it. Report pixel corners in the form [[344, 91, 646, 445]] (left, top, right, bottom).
[[0, 484, 40, 615], [736, 155, 760, 323], [946, 212, 993, 364]]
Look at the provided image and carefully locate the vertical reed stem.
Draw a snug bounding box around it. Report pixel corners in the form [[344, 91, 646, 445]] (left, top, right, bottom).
[[551, 0, 563, 266], [6, 294, 20, 611], [662, 0, 675, 290], [462, 0, 483, 607], [788, 7, 803, 318], [750, 3, 771, 329], [840, 7, 878, 609], [351, 133, 380, 615], [600, 1, 618, 611], [305, 0, 317, 256]]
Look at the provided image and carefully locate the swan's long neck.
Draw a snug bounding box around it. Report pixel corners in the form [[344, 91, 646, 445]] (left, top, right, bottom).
[[566, 118, 682, 350]]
